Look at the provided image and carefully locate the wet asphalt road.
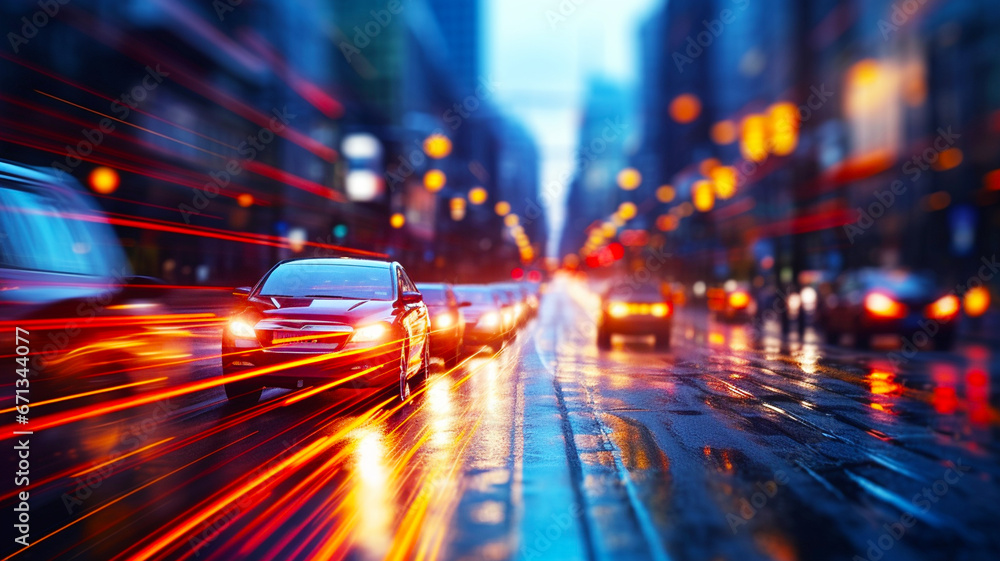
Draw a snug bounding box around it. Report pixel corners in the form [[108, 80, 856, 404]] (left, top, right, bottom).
[[7, 278, 1000, 561]]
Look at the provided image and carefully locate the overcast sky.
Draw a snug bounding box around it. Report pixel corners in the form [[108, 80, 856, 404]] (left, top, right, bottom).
[[487, 0, 657, 256]]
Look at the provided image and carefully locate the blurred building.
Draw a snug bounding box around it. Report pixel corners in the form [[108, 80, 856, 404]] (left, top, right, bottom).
[[425, 0, 481, 95], [619, 0, 1000, 290], [0, 0, 543, 285], [558, 77, 634, 257]]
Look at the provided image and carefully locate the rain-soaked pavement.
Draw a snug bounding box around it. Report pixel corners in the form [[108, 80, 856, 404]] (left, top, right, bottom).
[[8, 278, 1000, 561]]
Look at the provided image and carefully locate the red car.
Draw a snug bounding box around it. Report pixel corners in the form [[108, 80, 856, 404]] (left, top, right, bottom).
[[222, 258, 430, 406]]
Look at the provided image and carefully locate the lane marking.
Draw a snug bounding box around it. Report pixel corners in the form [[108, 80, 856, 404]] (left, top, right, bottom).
[[534, 289, 673, 561]]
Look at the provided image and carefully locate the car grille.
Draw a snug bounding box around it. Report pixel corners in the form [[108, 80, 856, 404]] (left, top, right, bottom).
[[256, 320, 353, 351]]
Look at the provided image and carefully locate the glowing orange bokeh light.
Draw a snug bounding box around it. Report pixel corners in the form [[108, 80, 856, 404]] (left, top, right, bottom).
[[88, 166, 120, 194], [423, 134, 452, 159], [669, 94, 701, 124], [424, 170, 446, 192]]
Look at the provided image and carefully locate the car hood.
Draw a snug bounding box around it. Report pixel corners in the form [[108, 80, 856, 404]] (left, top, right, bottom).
[[249, 297, 395, 325]]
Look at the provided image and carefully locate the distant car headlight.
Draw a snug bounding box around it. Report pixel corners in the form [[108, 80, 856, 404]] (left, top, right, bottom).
[[435, 313, 454, 329], [864, 293, 907, 319], [651, 303, 670, 317], [480, 312, 500, 328], [927, 294, 960, 320], [608, 302, 629, 318], [351, 323, 389, 344], [229, 319, 257, 339], [728, 291, 750, 309]]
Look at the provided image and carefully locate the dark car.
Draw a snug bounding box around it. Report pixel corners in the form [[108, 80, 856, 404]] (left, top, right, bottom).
[[416, 282, 468, 368], [496, 282, 539, 320], [597, 282, 673, 350], [716, 282, 755, 323], [0, 160, 188, 406], [491, 286, 520, 335], [818, 268, 959, 350], [454, 285, 507, 351], [222, 258, 430, 406]]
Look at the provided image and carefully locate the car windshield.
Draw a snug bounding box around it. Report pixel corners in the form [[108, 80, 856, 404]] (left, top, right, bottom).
[[858, 270, 936, 298], [0, 185, 127, 276], [608, 284, 662, 300], [455, 288, 494, 305], [258, 263, 393, 300]]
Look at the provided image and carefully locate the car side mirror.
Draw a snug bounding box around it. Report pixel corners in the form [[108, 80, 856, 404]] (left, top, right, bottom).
[[233, 286, 252, 298], [458, 301, 472, 308], [399, 291, 423, 306]]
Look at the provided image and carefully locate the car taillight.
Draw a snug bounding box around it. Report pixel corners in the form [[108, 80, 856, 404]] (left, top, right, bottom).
[[864, 293, 907, 319], [926, 295, 960, 320], [608, 303, 630, 318], [651, 303, 670, 317], [728, 291, 750, 309]]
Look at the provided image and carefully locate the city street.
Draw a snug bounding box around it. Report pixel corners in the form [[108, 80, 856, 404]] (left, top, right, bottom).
[[12, 279, 999, 561], [2, 1, 999, 560]]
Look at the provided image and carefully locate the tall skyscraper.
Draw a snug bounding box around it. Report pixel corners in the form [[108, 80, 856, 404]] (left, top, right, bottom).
[[425, 0, 481, 95]]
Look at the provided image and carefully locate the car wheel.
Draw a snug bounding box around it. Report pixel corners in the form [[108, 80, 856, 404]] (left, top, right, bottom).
[[397, 347, 411, 402], [654, 333, 671, 350], [417, 340, 430, 388], [445, 344, 461, 369], [225, 381, 262, 408], [597, 328, 612, 349]]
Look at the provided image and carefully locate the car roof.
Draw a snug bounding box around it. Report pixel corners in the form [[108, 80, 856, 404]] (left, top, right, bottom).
[[276, 257, 393, 269], [454, 284, 494, 291]]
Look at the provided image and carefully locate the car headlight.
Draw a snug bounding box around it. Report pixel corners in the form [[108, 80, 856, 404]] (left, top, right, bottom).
[[728, 291, 750, 309], [927, 294, 960, 320], [229, 319, 257, 339], [351, 323, 389, 344], [608, 303, 629, 318], [435, 313, 454, 329], [479, 312, 500, 327], [864, 293, 907, 319]]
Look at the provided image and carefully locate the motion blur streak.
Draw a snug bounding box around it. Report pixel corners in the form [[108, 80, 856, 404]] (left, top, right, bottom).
[[124, 437, 334, 561]]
